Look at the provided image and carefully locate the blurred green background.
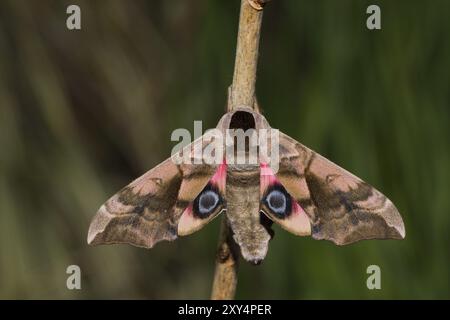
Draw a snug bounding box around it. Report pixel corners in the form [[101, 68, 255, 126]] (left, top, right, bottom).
[[0, 0, 449, 299]]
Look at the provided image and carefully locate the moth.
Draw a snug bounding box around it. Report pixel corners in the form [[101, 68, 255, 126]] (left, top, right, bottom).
[[88, 108, 405, 264]]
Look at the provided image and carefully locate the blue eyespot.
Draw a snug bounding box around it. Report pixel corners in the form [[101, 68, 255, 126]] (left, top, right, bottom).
[[198, 191, 219, 214], [193, 184, 222, 218], [266, 190, 286, 213], [263, 185, 292, 219]]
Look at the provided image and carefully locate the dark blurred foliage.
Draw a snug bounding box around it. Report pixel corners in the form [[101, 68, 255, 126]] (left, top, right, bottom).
[[0, 0, 449, 299]]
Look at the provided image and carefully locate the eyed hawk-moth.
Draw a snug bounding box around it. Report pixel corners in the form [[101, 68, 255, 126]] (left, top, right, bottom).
[[88, 108, 405, 264]]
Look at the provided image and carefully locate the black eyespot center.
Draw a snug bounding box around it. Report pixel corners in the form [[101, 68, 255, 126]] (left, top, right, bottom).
[[263, 184, 292, 219], [267, 190, 286, 211], [193, 184, 222, 218]]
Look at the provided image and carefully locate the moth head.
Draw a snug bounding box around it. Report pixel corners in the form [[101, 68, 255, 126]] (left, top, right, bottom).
[[216, 108, 271, 132]]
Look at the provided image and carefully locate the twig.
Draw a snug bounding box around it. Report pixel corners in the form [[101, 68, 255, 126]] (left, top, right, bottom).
[[210, 218, 240, 300], [229, 0, 265, 110], [210, 0, 268, 300]]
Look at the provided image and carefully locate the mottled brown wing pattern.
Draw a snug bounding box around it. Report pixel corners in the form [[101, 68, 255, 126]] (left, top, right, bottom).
[[276, 132, 405, 245], [87, 140, 217, 249]]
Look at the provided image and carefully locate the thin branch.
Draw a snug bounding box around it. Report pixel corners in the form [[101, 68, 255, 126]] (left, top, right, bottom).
[[229, 0, 265, 111], [210, 218, 240, 300], [211, 0, 268, 300]]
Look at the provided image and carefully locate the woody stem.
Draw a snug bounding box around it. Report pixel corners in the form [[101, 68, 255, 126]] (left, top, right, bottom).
[[229, 0, 264, 111], [211, 0, 267, 300]]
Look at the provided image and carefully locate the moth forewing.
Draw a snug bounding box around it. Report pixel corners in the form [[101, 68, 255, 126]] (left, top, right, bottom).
[[275, 131, 405, 245], [87, 135, 222, 249], [87, 157, 184, 248]]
